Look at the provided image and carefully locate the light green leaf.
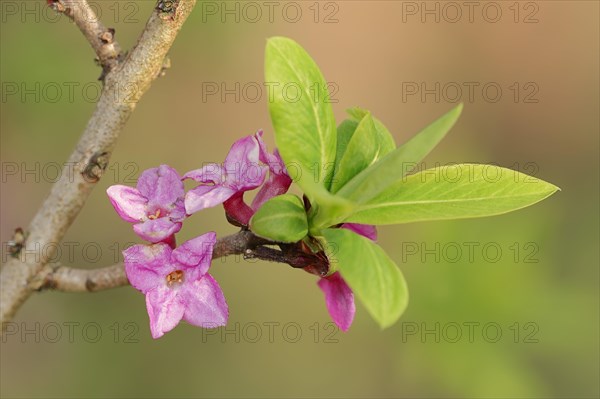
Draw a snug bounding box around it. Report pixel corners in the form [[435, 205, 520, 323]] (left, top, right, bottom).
[[250, 194, 308, 243], [330, 119, 359, 189], [265, 37, 337, 199], [346, 107, 396, 152], [321, 228, 408, 329], [307, 192, 356, 236], [330, 112, 396, 193], [344, 164, 560, 225], [337, 104, 463, 203]]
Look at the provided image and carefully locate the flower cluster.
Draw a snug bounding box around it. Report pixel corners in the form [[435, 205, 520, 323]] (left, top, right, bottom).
[[183, 131, 292, 226], [108, 131, 372, 337]]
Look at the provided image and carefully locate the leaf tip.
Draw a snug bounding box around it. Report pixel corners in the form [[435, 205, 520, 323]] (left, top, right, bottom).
[[448, 102, 464, 122], [538, 179, 561, 196]]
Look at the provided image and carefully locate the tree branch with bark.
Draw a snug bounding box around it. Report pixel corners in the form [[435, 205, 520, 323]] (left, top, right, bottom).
[[0, 0, 198, 333]]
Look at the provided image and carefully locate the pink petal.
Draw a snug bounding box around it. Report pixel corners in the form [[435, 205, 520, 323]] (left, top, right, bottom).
[[123, 244, 173, 293], [257, 131, 290, 179], [234, 163, 267, 192], [168, 198, 187, 222], [223, 134, 261, 171], [137, 165, 184, 208], [341, 223, 378, 241], [183, 164, 225, 184], [251, 141, 292, 210], [255, 130, 270, 164], [181, 275, 229, 328], [184, 185, 236, 214], [270, 149, 290, 176], [172, 232, 217, 279], [106, 185, 147, 223], [223, 135, 267, 191], [133, 218, 182, 243], [318, 272, 355, 332], [146, 285, 185, 339], [257, 132, 287, 175]]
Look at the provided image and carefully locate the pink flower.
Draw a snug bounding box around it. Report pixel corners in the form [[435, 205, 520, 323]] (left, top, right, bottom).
[[252, 133, 293, 210], [183, 133, 267, 215], [123, 232, 228, 339], [107, 165, 186, 244], [317, 223, 377, 332], [317, 272, 355, 332], [184, 131, 292, 226]]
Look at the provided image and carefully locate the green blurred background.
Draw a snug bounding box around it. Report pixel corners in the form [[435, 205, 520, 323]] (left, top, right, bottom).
[[1, 1, 598, 397]]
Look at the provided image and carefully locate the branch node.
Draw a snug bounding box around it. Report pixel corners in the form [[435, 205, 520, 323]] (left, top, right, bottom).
[[85, 278, 97, 292], [6, 228, 27, 258], [47, 0, 66, 13], [82, 151, 110, 183], [40, 276, 58, 291], [100, 28, 115, 45], [157, 0, 180, 20]]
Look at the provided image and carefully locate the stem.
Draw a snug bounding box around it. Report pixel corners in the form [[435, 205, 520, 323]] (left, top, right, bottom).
[[32, 230, 328, 293]]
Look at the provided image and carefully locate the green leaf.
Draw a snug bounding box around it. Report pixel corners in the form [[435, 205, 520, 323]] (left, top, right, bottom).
[[307, 192, 356, 236], [330, 111, 396, 193], [331, 119, 359, 188], [265, 37, 337, 199], [344, 164, 560, 225], [346, 107, 396, 152], [250, 194, 308, 243], [337, 104, 463, 203], [321, 228, 408, 329]]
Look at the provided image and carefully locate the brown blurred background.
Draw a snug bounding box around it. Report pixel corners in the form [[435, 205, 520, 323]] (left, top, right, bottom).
[[1, 1, 598, 397]]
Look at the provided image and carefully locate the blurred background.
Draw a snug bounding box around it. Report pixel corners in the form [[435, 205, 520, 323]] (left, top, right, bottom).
[[1, 1, 598, 398]]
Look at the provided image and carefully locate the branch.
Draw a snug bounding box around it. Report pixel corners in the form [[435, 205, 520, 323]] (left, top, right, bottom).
[[34, 263, 128, 293], [49, 0, 122, 75], [32, 231, 329, 293], [0, 0, 197, 332]]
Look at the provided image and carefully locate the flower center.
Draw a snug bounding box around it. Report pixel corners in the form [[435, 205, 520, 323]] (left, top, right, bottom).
[[166, 270, 184, 286], [148, 209, 162, 220]]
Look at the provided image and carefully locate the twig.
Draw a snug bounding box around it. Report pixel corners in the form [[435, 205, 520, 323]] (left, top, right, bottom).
[[0, 0, 197, 333], [49, 0, 122, 76], [32, 231, 328, 293], [33, 263, 128, 293]]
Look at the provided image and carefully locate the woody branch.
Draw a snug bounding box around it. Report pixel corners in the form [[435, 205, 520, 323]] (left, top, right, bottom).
[[0, 0, 197, 333]]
